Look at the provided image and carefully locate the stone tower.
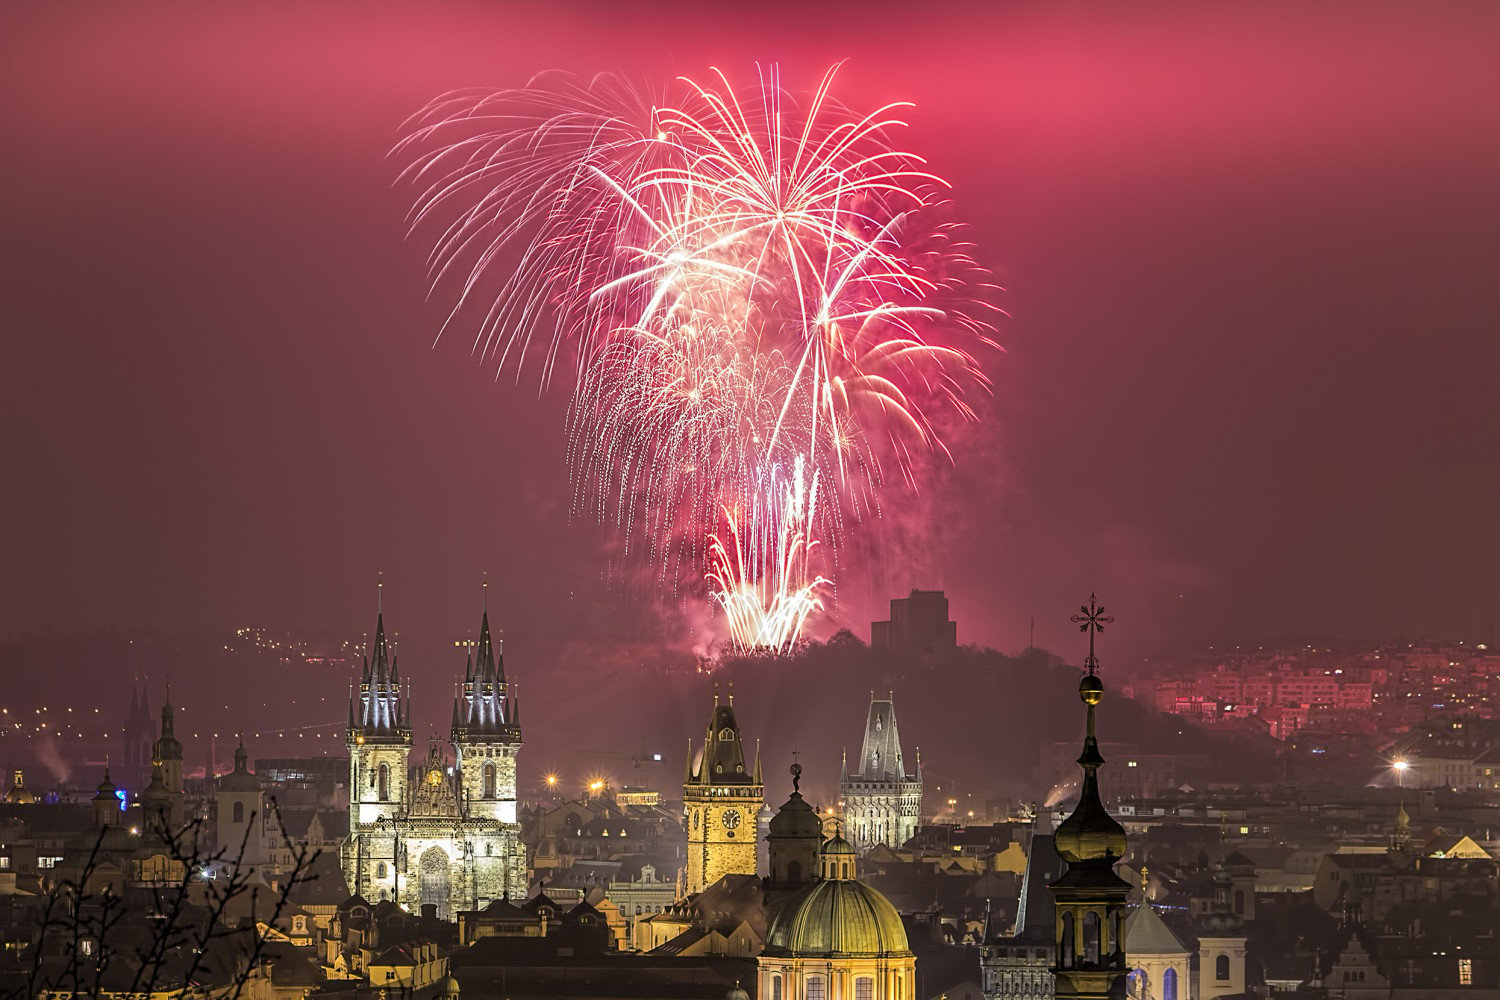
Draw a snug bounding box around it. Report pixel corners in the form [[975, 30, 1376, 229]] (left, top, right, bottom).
[[152, 689, 186, 828], [216, 739, 265, 867], [342, 609, 413, 896], [683, 693, 763, 897], [1051, 595, 1132, 1000], [451, 606, 521, 826], [840, 694, 922, 852], [122, 683, 155, 789], [449, 599, 526, 903]]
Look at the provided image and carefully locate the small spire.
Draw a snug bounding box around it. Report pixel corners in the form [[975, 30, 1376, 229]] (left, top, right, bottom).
[[1141, 864, 1150, 900]]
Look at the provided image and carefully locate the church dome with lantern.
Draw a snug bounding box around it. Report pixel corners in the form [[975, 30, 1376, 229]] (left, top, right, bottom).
[[759, 821, 916, 1000]]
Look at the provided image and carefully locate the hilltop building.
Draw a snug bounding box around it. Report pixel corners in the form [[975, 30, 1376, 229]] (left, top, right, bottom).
[[872, 589, 958, 651], [683, 692, 764, 897], [840, 694, 922, 853], [340, 600, 526, 917]]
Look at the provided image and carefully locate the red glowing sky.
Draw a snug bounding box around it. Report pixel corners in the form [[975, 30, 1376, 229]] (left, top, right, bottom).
[[3, 3, 1496, 665]]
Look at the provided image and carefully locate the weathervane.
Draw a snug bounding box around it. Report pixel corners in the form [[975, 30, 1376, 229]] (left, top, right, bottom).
[[1070, 592, 1115, 675]]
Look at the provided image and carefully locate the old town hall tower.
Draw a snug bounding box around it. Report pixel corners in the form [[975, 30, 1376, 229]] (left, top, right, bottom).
[[682, 692, 764, 897]]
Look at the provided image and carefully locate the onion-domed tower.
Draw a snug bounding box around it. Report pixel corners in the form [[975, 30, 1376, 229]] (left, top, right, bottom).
[[1051, 595, 1132, 1000]]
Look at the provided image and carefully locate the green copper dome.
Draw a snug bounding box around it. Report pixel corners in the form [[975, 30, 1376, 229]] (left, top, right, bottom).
[[765, 879, 911, 958]]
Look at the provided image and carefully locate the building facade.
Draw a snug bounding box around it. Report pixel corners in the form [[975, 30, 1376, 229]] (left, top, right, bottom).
[[682, 693, 764, 897], [841, 695, 922, 853], [341, 607, 526, 917]]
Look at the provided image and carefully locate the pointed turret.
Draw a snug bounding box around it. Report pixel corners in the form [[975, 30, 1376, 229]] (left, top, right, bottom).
[[353, 611, 409, 741], [452, 604, 515, 740]]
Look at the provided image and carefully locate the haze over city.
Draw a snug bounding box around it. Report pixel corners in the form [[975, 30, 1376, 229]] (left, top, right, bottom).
[[0, 5, 1496, 1000]]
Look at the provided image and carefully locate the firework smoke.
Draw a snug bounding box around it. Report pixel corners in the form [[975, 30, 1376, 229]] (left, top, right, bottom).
[[399, 65, 997, 651]]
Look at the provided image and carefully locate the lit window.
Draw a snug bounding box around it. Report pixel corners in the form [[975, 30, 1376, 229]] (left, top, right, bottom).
[[1460, 960, 1472, 986]]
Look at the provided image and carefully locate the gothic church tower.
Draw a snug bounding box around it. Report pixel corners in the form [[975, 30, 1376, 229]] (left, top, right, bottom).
[[342, 608, 412, 897], [449, 597, 526, 901], [683, 692, 763, 896], [840, 694, 922, 852]]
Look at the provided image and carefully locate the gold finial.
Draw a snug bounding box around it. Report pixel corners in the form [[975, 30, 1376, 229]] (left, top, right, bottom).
[[1141, 864, 1150, 899]]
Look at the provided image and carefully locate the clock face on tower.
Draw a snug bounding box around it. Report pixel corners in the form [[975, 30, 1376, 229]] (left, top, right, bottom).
[[722, 808, 742, 830]]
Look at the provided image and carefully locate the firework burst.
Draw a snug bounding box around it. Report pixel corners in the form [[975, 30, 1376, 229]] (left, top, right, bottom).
[[398, 64, 997, 651]]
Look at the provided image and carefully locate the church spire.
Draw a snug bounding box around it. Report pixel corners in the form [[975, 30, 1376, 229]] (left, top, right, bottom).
[[353, 587, 407, 740], [1050, 593, 1132, 1000], [452, 580, 514, 740]]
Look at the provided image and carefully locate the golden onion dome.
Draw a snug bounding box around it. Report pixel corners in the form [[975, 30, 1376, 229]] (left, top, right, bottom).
[[764, 878, 912, 958]]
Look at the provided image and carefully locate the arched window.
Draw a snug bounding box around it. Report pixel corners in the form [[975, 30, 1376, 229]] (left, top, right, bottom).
[[377, 862, 387, 878], [232, 801, 244, 824], [855, 977, 874, 1000], [1083, 911, 1101, 964], [771, 976, 783, 1000], [1164, 967, 1179, 1000], [483, 763, 497, 798], [1060, 913, 1075, 969], [485, 842, 492, 857], [378, 763, 389, 800], [806, 975, 826, 1000], [1217, 955, 1231, 981]]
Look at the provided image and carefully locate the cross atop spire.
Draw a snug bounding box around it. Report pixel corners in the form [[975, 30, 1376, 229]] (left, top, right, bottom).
[[1071, 592, 1115, 674]]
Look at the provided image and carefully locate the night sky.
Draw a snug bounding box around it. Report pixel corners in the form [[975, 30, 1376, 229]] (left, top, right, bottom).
[[4, 3, 1496, 674]]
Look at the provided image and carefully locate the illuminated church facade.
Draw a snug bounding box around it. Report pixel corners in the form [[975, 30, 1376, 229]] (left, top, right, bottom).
[[340, 605, 526, 918]]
